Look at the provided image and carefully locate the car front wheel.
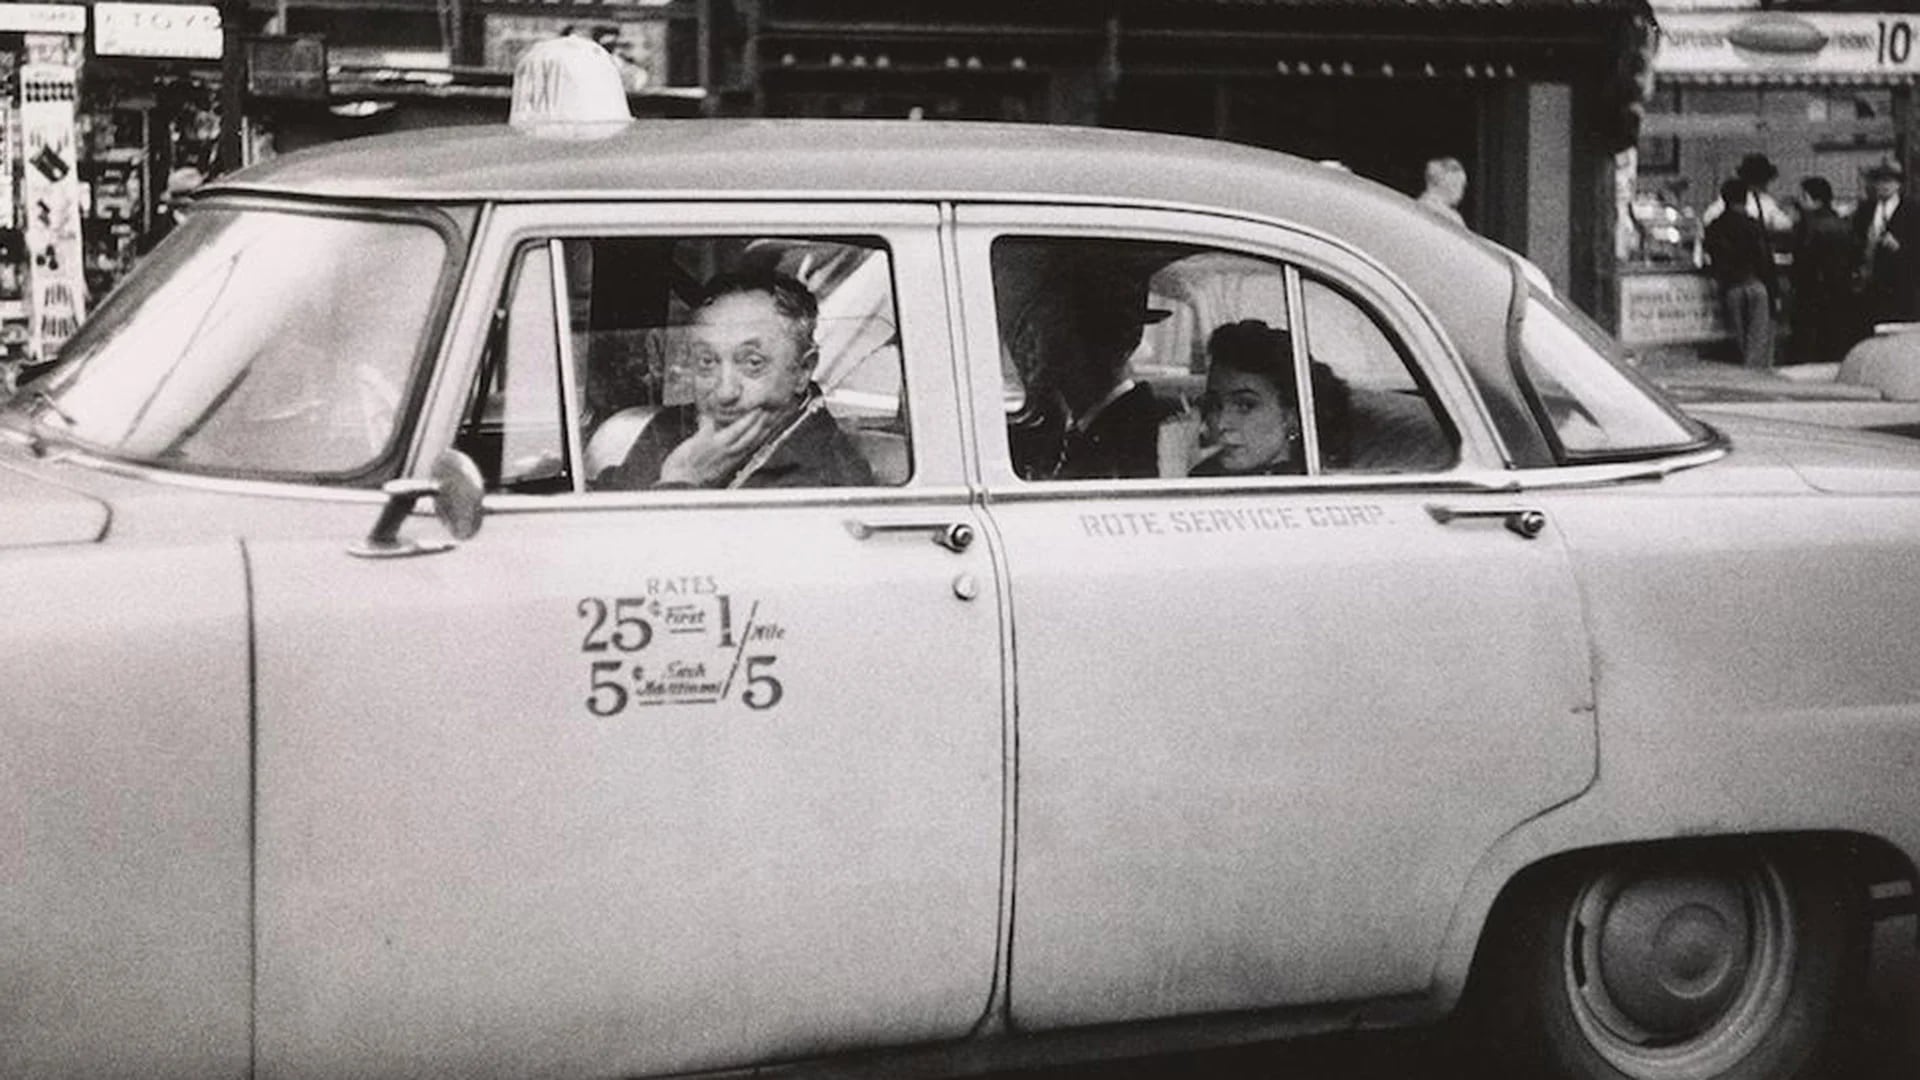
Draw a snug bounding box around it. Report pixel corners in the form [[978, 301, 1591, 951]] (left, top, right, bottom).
[[1474, 846, 1865, 1080]]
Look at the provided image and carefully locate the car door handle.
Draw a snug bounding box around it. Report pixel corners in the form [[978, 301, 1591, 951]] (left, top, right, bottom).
[[1425, 503, 1548, 539], [844, 519, 975, 553]]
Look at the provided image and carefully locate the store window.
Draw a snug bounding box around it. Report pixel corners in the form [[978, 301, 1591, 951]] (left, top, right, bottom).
[[1631, 83, 1897, 268]]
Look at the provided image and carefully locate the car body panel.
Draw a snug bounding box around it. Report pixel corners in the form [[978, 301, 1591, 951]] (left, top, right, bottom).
[[0, 457, 111, 546], [988, 486, 1594, 1028], [1430, 451, 1920, 1004], [241, 198, 1004, 1078], [0, 539, 251, 1079], [247, 501, 1006, 1079], [941, 204, 1595, 1027]]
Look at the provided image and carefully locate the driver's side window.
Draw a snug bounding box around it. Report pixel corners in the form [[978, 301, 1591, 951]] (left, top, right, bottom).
[[457, 235, 912, 494]]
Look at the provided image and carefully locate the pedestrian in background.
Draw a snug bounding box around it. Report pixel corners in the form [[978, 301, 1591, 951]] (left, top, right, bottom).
[[1790, 176, 1857, 365], [1416, 157, 1468, 228], [1703, 152, 1795, 241], [1703, 176, 1778, 369], [1853, 158, 1920, 328]]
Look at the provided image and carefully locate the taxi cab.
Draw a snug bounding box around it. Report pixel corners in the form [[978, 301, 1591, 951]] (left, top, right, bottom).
[[3, 119, 1918, 1080]]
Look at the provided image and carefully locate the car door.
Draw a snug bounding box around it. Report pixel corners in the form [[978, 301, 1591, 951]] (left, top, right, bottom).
[[952, 206, 1597, 1029], [246, 203, 1005, 1079]]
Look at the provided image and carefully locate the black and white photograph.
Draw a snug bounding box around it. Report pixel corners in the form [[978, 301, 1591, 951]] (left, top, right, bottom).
[[1, 2, 1917, 1079]]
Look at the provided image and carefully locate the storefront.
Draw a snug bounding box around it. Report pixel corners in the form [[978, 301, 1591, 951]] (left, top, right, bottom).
[[1622, 4, 1920, 358], [737, 0, 1655, 322], [0, 1, 231, 366]]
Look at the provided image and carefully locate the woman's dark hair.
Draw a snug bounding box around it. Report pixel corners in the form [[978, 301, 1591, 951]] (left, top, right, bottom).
[[1207, 320, 1298, 404], [1205, 319, 1352, 463], [1800, 176, 1833, 205]]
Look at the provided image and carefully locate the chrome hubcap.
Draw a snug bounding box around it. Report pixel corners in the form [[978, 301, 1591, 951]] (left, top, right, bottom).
[[1565, 858, 1795, 1078], [1595, 876, 1750, 1036]]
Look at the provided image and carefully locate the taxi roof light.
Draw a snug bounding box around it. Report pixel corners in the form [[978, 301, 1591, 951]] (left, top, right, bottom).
[[509, 35, 633, 138]]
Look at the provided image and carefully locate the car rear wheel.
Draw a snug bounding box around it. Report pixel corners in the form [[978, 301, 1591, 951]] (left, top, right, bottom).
[[1474, 846, 1864, 1080]]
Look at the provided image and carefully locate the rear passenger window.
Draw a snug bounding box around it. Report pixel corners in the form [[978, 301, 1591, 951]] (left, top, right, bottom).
[[991, 236, 1455, 481], [457, 235, 911, 493]]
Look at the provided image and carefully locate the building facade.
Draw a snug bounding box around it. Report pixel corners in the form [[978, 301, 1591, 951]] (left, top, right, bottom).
[[732, 0, 1653, 324], [0, 0, 1652, 365], [1623, 0, 1920, 357]]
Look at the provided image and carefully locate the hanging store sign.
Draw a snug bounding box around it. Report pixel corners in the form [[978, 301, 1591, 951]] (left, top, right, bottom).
[[1655, 12, 1920, 78], [248, 36, 330, 101], [1619, 272, 1728, 346], [94, 3, 224, 61], [0, 4, 85, 34], [19, 56, 88, 360], [485, 14, 669, 91]]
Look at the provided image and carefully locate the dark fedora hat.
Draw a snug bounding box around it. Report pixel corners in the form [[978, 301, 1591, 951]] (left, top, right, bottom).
[[1736, 153, 1779, 184], [1057, 259, 1172, 326]]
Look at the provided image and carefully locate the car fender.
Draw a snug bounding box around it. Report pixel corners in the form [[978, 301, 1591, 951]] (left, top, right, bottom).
[[1427, 487, 1920, 1014], [0, 539, 252, 1080]]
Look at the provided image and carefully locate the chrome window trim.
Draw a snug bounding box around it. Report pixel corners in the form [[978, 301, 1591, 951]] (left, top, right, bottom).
[[20, 449, 392, 504], [1497, 445, 1730, 490], [972, 444, 1727, 504], [477, 483, 979, 514], [1283, 264, 1322, 475], [547, 238, 589, 494]]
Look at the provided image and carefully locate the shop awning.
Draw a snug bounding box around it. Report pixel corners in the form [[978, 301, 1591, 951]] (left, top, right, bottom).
[[1651, 11, 1920, 88], [1659, 71, 1913, 87]]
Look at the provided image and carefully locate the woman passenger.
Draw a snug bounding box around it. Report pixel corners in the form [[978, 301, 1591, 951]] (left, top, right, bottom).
[[1194, 319, 1349, 475]]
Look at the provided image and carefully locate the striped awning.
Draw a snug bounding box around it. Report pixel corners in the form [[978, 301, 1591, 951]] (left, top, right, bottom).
[[1659, 70, 1913, 87]]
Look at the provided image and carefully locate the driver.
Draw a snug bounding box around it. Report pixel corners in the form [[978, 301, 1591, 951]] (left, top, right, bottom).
[[596, 270, 873, 489]]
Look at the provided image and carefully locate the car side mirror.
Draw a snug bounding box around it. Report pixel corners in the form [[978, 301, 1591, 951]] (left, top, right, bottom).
[[348, 449, 486, 558]]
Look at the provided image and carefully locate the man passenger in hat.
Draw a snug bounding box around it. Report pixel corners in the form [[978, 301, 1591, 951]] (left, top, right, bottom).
[[1004, 258, 1174, 480], [1853, 158, 1920, 327]]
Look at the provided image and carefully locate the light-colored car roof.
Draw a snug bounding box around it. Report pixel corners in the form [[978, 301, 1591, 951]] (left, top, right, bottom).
[[209, 118, 1531, 458], [223, 119, 1369, 210]]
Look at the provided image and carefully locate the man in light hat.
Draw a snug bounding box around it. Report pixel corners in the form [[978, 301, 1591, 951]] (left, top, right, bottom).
[[1852, 158, 1920, 327]]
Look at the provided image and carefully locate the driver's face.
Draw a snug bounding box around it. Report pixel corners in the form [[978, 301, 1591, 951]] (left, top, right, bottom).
[[687, 291, 815, 428]]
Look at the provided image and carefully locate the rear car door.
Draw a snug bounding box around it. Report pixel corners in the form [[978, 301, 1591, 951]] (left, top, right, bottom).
[[246, 203, 1005, 1078], [952, 205, 1597, 1028]]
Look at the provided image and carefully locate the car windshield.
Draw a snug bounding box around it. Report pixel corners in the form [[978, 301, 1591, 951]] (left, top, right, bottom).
[[15, 205, 452, 484]]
